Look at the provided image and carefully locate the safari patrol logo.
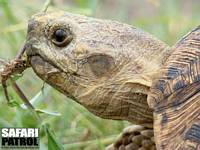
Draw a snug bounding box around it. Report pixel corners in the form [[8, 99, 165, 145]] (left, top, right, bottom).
[[1, 128, 39, 149]]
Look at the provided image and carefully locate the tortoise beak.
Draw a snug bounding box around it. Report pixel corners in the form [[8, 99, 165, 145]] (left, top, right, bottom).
[[25, 38, 40, 58]]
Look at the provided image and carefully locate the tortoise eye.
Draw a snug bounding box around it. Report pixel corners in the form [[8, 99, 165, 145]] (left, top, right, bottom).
[[52, 29, 73, 47]]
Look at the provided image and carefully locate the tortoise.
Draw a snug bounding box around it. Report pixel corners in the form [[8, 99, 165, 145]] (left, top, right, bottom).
[[1, 11, 199, 149]]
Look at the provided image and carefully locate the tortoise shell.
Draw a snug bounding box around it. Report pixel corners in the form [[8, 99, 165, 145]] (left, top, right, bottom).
[[148, 26, 200, 149]]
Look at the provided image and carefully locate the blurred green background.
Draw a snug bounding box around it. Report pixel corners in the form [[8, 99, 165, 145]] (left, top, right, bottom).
[[0, 0, 199, 149]]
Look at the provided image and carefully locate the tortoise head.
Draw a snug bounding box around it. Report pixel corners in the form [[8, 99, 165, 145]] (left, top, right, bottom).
[[25, 11, 171, 127]]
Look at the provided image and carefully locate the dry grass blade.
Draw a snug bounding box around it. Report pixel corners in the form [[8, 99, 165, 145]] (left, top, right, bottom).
[[0, 43, 35, 111], [11, 80, 34, 109], [0, 44, 27, 102]]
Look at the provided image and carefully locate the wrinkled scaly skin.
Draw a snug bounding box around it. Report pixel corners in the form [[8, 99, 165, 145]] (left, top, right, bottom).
[[25, 11, 172, 129]]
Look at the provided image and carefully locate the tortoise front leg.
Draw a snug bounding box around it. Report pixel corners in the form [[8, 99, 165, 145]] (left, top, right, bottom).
[[106, 125, 155, 150]]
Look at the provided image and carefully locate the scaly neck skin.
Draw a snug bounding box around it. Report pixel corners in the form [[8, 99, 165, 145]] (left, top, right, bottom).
[[119, 28, 172, 90]]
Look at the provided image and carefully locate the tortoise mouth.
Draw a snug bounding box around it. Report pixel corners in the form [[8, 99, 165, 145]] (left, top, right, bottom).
[[29, 54, 76, 100], [28, 53, 64, 75], [29, 55, 60, 76]]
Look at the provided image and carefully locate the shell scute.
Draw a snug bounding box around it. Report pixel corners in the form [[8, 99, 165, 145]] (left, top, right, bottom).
[[148, 26, 200, 108], [148, 26, 200, 149]]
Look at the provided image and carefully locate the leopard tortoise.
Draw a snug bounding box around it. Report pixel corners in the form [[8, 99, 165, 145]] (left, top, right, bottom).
[[1, 11, 199, 150]]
